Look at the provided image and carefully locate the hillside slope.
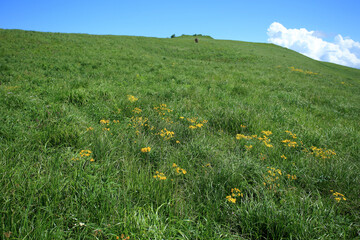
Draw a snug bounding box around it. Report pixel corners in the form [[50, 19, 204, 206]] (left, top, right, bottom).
[[1, 29, 360, 239]]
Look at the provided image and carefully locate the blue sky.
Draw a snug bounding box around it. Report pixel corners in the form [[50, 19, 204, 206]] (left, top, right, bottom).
[[1, 0, 360, 67]]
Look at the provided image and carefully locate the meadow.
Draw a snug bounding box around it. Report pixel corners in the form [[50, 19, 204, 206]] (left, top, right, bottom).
[[1, 29, 360, 239]]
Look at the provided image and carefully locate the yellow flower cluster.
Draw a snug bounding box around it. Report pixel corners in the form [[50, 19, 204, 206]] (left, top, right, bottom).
[[80, 150, 92, 157], [172, 163, 187, 175], [281, 154, 287, 159], [263, 167, 282, 190], [236, 131, 273, 148], [285, 130, 297, 139], [309, 146, 336, 159], [127, 95, 138, 102], [258, 135, 273, 148], [226, 195, 236, 203], [153, 171, 166, 180], [330, 190, 347, 202], [261, 130, 272, 136], [187, 117, 208, 129], [286, 174, 297, 180], [236, 134, 252, 140], [162, 117, 174, 124], [72, 150, 94, 162], [141, 147, 151, 153], [231, 188, 243, 197], [154, 104, 173, 116], [100, 119, 110, 125], [157, 128, 175, 140], [130, 116, 150, 130], [282, 139, 298, 148], [245, 145, 253, 151], [290, 66, 318, 75], [226, 188, 243, 203], [98, 119, 120, 132], [203, 163, 212, 168], [130, 116, 148, 126], [86, 127, 94, 131], [132, 107, 142, 114]]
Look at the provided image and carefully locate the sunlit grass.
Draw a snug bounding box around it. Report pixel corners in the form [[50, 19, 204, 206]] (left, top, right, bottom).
[[1, 29, 360, 239]]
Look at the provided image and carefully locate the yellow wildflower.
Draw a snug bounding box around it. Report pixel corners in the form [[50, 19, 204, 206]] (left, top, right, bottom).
[[261, 130, 272, 136], [132, 107, 142, 114], [282, 139, 297, 148], [154, 104, 173, 116], [79, 150, 92, 157], [100, 119, 110, 125], [226, 195, 236, 203], [245, 145, 253, 151], [127, 95, 138, 102], [173, 163, 187, 175], [141, 147, 151, 153], [309, 146, 336, 159], [153, 171, 166, 180], [264, 167, 283, 190], [264, 143, 273, 148], [236, 134, 252, 140], [331, 191, 346, 202], [186, 118, 207, 129], [203, 163, 212, 168], [285, 130, 297, 139], [226, 188, 243, 203], [158, 128, 175, 140]]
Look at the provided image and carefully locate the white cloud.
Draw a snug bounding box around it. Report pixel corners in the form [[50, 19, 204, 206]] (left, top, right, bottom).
[[267, 22, 360, 69]]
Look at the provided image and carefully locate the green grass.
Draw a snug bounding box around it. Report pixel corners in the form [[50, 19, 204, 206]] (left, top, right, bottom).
[[1, 29, 360, 239]]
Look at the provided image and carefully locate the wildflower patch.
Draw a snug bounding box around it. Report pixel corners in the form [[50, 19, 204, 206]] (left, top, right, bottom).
[[330, 190, 347, 203], [72, 150, 95, 162], [153, 171, 167, 180], [127, 95, 138, 102], [226, 188, 243, 203], [172, 163, 187, 175]]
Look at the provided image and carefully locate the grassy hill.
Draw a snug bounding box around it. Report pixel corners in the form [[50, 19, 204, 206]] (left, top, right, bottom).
[[1, 29, 359, 239]]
